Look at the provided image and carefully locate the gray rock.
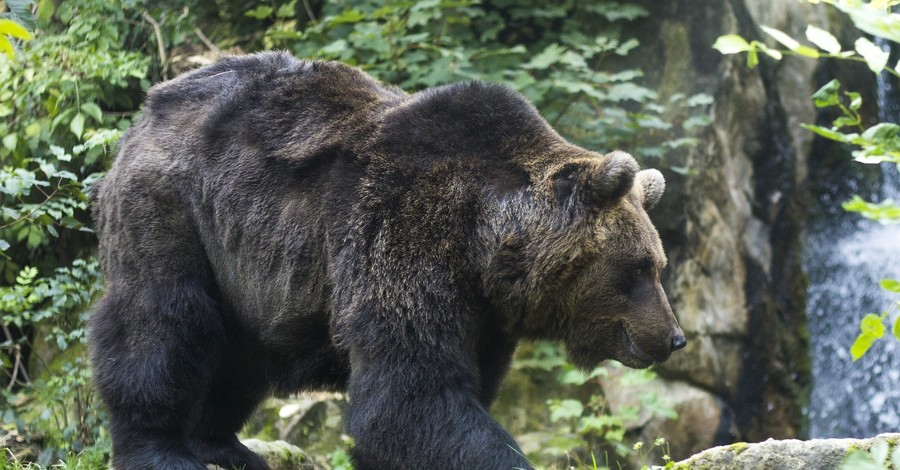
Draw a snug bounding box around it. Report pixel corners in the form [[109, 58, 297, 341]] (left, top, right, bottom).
[[664, 434, 900, 470], [208, 439, 323, 470]]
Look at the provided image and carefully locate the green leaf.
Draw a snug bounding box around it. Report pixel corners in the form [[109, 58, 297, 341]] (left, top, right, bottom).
[[549, 399, 584, 422], [747, 48, 759, 68], [855, 37, 889, 74], [70, 113, 85, 139], [840, 450, 882, 470], [0, 240, 9, 251], [81, 103, 102, 123], [0, 36, 13, 60], [2, 133, 17, 152], [26, 229, 43, 250], [276, 1, 296, 19], [759, 44, 783, 60], [842, 196, 900, 222], [760, 25, 800, 50], [36, 0, 54, 23], [829, 2, 900, 45], [861, 122, 900, 141], [244, 6, 274, 20], [847, 92, 863, 111], [806, 25, 842, 54], [524, 43, 565, 70], [881, 279, 900, 293], [810, 79, 841, 108], [0, 19, 33, 41], [328, 9, 366, 25], [870, 438, 889, 466], [850, 333, 877, 361], [712, 34, 751, 54], [850, 314, 887, 361], [860, 313, 886, 337], [894, 317, 900, 342]]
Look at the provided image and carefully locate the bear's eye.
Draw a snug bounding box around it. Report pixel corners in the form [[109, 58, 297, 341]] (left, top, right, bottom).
[[632, 259, 653, 279]]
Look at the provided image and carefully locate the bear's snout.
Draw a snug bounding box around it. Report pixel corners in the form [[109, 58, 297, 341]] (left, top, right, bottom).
[[671, 331, 687, 351]]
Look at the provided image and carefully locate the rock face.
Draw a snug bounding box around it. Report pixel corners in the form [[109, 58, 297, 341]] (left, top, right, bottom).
[[667, 433, 900, 470], [606, 0, 830, 457]]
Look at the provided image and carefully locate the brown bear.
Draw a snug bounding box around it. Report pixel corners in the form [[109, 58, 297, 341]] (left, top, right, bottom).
[[89, 51, 685, 470]]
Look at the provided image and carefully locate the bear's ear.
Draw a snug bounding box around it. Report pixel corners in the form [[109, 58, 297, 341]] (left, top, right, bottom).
[[635, 168, 665, 210], [547, 151, 638, 208]]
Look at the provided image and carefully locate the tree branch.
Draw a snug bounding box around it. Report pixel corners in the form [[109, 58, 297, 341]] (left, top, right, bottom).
[[142, 11, 168, 80]]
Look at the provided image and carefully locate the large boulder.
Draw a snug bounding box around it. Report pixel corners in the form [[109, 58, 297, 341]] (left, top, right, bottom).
[[666, 434, 900, 469]]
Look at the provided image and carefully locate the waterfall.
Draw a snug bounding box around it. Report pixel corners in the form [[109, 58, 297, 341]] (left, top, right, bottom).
[[805, 36, 900, 438]]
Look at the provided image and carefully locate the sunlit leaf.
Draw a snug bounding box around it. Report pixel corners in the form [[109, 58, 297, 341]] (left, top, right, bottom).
[[757, 43, 783, 60], [70, 113, 85, 139], [860, 314, 886, 337], [881, 279, 900, 293], [871, 438, 889, 466], [712, 34, 751, 54], [855, 37, 889, 73], [0, 36, 14, 60], [2, 133, 17, 152], [0, 19, 34, 41], [761, 25, 800, 50], [840, 450, 883, 470], [850, 332, 877, 361], [806, 25, 842, 54]]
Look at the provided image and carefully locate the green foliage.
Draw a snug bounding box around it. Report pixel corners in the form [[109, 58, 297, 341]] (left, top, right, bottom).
[[0, 0, 153, 464], [849, 280, 900, 361], [839, 437, 900, 470], [0, 18, 32, 59], [633, 437, 675, 470], [243, 0, 708, 165], [328, 448, 354, 470], [714, 0, 900, 363], [514, 343, 677, 467]]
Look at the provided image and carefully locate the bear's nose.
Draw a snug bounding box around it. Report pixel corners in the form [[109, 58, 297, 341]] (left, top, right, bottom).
[[671, 334, 687, 351]]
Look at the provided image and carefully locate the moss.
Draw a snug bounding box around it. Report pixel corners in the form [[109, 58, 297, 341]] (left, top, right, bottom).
[[729, 442, 750, 455]]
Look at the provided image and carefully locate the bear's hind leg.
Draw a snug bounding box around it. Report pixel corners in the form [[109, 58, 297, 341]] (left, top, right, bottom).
[[90, 279, 226, 470], [189, 334, 271, 470]]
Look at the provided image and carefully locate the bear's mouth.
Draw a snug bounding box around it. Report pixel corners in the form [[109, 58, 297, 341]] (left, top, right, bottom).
[[620, 325, 654, 367]]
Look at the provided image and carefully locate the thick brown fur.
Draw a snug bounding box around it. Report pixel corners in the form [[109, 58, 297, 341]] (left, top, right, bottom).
[[90, 52, 684, 470]]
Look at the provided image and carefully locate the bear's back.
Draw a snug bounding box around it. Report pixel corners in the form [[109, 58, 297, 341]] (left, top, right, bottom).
[[134, 53, 406, 170]]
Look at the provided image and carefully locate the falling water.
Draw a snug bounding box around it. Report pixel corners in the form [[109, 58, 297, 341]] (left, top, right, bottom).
[[806, 36, 900, 438]]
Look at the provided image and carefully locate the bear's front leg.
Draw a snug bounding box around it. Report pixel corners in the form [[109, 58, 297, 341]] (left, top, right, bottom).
[[345, 350, 532, 470]]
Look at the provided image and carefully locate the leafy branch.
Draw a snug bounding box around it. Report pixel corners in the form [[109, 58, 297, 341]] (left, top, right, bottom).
[[714, 0, 900, 361]]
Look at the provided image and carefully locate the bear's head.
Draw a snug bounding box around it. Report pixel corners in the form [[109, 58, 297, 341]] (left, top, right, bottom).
[[483, 149, 685, 370]]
